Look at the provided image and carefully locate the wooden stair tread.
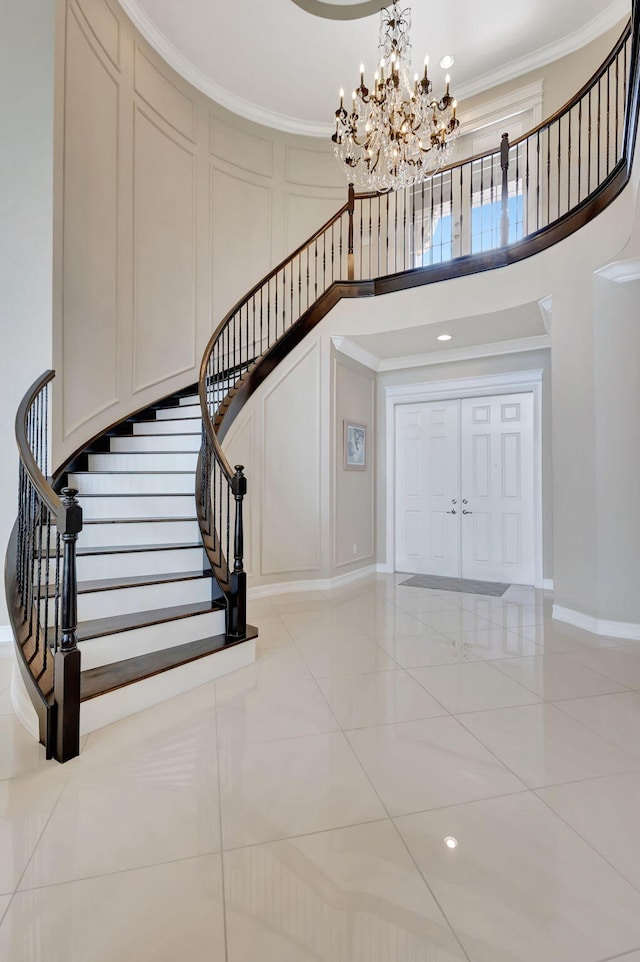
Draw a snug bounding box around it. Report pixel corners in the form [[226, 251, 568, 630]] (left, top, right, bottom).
[[77, 541, 204, 557], [80, 627, 257, 701], [44, 569, 212, 597], [83, 516, 197, 524], [48, 600, 224, 645]]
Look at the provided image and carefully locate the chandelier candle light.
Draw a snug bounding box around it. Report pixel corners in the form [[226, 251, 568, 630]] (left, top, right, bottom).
[[332, 4, 460, 191]]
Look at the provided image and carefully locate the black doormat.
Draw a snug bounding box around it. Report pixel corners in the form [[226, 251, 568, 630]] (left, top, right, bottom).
[[399, 574, 511, 597]]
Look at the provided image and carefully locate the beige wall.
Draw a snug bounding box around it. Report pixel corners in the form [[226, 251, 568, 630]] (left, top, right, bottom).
[[221, 334, 375, 588], [0, 0, 56, 627], [53, 0, 346, 463], [461, 21, 627, 137]]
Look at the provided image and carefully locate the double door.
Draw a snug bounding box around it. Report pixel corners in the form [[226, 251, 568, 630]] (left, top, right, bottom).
[[395, 393, 535, 584]]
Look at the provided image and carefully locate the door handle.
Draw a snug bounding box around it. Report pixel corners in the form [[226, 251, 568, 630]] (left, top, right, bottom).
[[462, 509, 473, 515], [446, 509, 457, 515]]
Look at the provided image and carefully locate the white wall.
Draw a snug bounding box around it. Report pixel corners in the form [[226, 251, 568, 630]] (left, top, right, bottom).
[[0, 0, 56, 628], [53, 0, 347, 464]]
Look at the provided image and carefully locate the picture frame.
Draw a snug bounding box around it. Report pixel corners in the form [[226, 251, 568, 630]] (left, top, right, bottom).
[[344, 420, 366, 470]]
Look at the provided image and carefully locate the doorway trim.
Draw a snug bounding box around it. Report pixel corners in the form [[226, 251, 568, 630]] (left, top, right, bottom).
[[384, 370, 545, 588]]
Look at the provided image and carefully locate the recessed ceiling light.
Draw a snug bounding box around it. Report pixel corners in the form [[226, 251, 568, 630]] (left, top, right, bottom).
[[437, 334, 453, 341], [440, 55, 455, 70], [444, 836, 459, 849]]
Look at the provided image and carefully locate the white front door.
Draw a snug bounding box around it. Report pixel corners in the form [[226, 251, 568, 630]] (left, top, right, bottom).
[[460, 393, 535, 584], [395, 400, 460, 576], [395, 393, 536, 585]]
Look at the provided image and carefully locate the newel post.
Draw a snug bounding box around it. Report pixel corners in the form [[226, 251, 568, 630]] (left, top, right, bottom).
[[54, 487, 82, 763], [500, 132, 510, 247], [347, 183, 355, 280], [228, 466, 247, 639]]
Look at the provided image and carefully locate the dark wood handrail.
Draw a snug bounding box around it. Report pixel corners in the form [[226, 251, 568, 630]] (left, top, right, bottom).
[[199, 201, 351, 481], [15, 369, 60, 516]]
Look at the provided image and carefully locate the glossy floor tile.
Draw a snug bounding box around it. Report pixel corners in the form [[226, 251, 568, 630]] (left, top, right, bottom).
[[396, 792, 640, 962], [408, 660, 541, 714], [216, 677, 339, 744], [1, 855, 225, 962], [537, 771, 640, 890], [0, 768, 67, 895], [554, 690, 640, 759], [567, 645, 640, 687], [493, 651, 628, 701], [346, 715, 525, 815], [317, 669, 447, 729], [375, 630, 478, 668], [460, 702, 640, 787], [218, 731, 386, 848], [20, 750, 221, 888], [3, 574, 640, 962], [224, 821, 468, 962]]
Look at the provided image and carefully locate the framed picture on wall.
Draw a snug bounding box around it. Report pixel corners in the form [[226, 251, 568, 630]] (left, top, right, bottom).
[[344, 420, 366, 470]]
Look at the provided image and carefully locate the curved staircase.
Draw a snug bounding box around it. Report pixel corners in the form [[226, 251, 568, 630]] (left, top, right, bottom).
[[6, 10, 639, 761]]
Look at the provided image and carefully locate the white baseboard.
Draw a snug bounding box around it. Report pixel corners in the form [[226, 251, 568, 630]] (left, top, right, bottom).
[[543, 580, 555, 591], [0, 626, 13, 657], [553, 604, 640, 641], [248, 564, 382, 600]]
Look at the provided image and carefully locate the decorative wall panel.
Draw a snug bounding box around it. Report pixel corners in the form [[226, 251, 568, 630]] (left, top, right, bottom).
[[63, 6, 119, 434], [262, 346, 321, 574], [133, 108, 196, 392], [134, 46, 196, 142], [211, 118, 273, 177]]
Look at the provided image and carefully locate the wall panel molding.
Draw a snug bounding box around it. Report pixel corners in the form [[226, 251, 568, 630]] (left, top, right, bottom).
[[132, 105, 197, 393], [74, 0, 120, 70], [134, 45, 196, 143], [261, 343, 322, 576]]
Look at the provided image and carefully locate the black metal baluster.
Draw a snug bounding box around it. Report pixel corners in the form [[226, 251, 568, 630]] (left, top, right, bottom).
[[578, 99, 583, 202], [607, 62, 611, 174], [597, 77, 602, 185]]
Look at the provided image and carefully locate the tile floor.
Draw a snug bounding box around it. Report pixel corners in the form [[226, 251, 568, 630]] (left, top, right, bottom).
[[1, 574, 640, 961]]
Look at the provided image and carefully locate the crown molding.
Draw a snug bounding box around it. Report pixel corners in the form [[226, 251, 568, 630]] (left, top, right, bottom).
[[116, 0, 628, 138], [455, 0, 629, 103], [116, 0, 332, 137], [595, 257, 640, 283], [377, 334, 551, 372]]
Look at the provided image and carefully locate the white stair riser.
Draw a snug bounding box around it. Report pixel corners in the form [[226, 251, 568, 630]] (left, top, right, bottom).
[[133, 420, 202, 435], [78, 494, 194, 521], [89, 452, 199, 471], [156, 405, 201, 420], [69, 472, 194, 495], [110, 434, 201, 453], [76, 547, 207, 582], [80, 638, 255, 735], [179, 392, 229, 407], [37, 546, 207, 585], [63, 576, 213, 622], [81, 519, 201, 548], [79, 608, 226, 670]]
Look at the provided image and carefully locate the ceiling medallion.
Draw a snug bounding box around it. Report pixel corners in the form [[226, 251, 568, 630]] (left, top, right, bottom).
[[290, 0, 384, 21], [332, 3, 460, 191]]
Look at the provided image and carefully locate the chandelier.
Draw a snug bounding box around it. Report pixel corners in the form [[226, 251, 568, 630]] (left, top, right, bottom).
[[331, 4, 460, 191]]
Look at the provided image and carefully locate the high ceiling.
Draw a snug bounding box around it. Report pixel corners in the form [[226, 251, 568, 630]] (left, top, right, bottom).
[[117, 0, 629, 135]]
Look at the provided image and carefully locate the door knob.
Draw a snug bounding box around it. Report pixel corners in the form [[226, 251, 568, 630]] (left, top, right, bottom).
[[462, 509, 473, 515], [446, 509, 457, 515]]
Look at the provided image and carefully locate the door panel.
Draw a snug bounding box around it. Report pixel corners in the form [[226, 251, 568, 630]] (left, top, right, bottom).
[[395, 401, 460, 576], [460, 393, 534, 584]]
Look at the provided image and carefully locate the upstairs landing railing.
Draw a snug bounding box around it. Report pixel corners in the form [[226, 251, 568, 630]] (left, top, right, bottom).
[[198, 11, 639, 639]]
